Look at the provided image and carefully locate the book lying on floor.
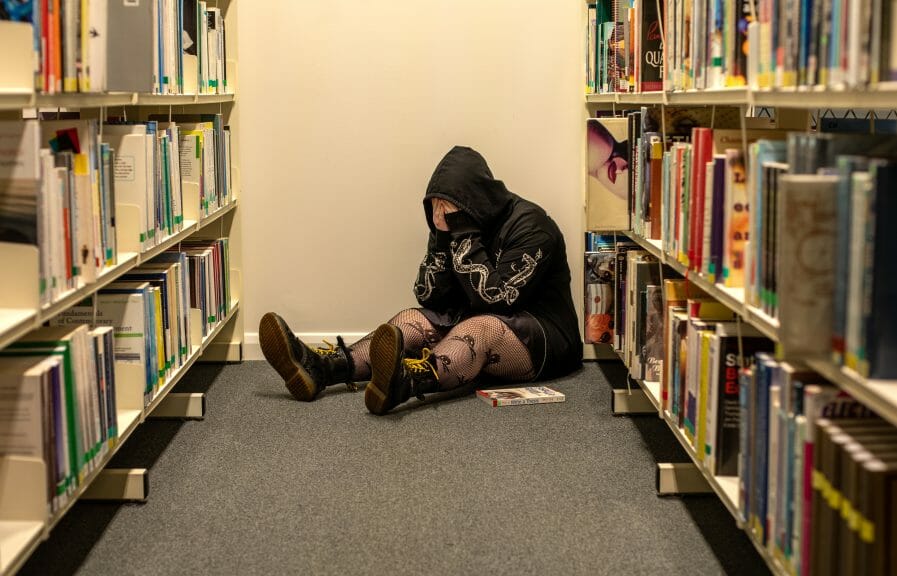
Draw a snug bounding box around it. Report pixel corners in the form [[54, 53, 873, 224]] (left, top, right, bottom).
[[477, 386, 565, 407]]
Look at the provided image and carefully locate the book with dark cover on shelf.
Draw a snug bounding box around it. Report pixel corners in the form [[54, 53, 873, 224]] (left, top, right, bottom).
[[708, 154, 726, 283], [760, 161, 788, 317], [708, 323, 774, 476], [637, 0, 664, 91], [798, 385, 875, 576], [859, 160, 897, 379], [614, 249, 628, 351]]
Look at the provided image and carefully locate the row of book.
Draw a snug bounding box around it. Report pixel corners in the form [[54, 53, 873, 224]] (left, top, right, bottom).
[[587, 110, 897, 379], [1, 119, 116, 306], [603, 239, 896, 575], [585, 0, 664, 94], [0, 114, 232, 308], [1, 0, 228, 95], [0, 238, 231, 516], [585, 0, 897, 94], [584, 233, 642, 345], [606, 247, 759, 472], [807, 417, 897, 576], [0, 323, 117, 516], [737, 357, 897, 576]]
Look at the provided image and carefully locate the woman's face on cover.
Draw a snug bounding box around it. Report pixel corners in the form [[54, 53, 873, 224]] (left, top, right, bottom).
[[588, 126, 629, 201]]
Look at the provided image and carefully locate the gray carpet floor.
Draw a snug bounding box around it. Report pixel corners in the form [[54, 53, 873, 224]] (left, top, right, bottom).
[[20, 360, 770, 576]]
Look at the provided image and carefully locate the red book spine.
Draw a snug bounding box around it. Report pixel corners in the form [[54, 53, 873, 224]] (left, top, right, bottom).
[[688, 128, 713, 271]]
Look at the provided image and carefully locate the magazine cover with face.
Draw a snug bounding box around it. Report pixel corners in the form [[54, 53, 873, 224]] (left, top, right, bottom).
[[586, 118, 630, 230]]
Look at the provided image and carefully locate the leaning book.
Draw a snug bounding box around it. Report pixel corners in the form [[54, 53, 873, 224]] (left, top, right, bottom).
[[477, 386, 565, 407]]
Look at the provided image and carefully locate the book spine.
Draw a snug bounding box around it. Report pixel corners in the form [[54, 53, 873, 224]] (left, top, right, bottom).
[[863, 161, 897, 378]]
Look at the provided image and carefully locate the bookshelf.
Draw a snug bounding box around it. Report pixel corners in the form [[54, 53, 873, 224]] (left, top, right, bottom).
[[583, 2, 897, 575], [0, 1, 243, 574]]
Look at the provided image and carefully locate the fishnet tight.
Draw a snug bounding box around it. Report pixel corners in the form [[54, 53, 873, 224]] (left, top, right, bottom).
[[349, 308, 535, 389]]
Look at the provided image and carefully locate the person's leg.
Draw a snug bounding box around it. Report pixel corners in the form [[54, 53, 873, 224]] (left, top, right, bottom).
[[259, 312, 356, 402], [364, 315, 535, 414], [430, 315, 535, 390], [348, 308, 445, 382]]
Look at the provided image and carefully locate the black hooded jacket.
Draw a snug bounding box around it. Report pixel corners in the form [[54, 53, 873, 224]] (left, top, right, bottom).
[[414, 146, 582, 379]]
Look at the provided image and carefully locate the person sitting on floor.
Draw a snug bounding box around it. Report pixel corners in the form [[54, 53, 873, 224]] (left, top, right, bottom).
[[259, 145, 582, 415]]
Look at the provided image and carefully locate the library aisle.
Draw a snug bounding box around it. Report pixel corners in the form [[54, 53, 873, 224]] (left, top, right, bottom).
[[19, 362, 767, 576]]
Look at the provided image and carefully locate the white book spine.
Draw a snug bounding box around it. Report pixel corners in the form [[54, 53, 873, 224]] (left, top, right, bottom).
[[845, 173, 871, 368], [87, 0, 108, 92]]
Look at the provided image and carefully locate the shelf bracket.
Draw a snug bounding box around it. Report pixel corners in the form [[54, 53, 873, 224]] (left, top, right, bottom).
[[611, 388, 656, 415], [656, 463, 712, 495], [148, 392, 206, 420], [81, 469, 148, 502]]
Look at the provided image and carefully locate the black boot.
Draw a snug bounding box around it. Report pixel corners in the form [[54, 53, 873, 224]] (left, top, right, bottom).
[[364, 323, 439, 415], [258, 312, 356, 401]]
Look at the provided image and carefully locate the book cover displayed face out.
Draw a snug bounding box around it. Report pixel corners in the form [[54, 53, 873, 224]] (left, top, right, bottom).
[[586, 117, 630, 230], [477, 386, 565, 407], [584, 251, 615, 344]]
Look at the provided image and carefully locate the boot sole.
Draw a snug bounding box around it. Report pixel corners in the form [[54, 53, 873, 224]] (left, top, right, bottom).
[[258, 313, 318, 402], [365, 324, 402, 415]]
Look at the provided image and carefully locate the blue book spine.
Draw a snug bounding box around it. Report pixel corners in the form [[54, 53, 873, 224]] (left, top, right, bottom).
[[832, 157, 867, 364], [798, 0, 813, 84], [710, 156, 726, 280], [145, 287, 157, 399], [738, 367, 752, 522], [755, 355, 775, 544]]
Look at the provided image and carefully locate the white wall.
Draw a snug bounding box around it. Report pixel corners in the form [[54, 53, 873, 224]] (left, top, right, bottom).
[[238, 0, 585, 357]]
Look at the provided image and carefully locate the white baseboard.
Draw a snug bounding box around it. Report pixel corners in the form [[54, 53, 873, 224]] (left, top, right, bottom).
[[247, 335, 618, 361], [244, 332, 370, 361]]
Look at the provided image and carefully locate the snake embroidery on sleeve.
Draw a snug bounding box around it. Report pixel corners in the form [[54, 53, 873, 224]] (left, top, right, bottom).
[[413, 252, 447, 301], [451, 238, 542, 305]]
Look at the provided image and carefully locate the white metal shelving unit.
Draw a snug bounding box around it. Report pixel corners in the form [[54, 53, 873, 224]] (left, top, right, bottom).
[[585, 65, 897, 575], [0, 1, 243, 574]]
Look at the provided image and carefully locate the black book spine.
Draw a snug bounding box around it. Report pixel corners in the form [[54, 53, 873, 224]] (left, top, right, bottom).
[[865, 161, 897, 378]]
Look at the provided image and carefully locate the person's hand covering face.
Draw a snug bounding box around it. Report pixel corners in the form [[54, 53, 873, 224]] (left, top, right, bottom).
[[431, 198, 460, 232]]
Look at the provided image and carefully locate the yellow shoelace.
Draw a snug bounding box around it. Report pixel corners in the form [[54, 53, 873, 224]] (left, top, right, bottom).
[[314, 339, 339, 356], [403, 348, 439, 380]]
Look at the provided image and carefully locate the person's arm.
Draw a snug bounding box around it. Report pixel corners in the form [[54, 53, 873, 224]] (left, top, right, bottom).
[[413, 230, 466, 311], [445, 211, 556, 315]]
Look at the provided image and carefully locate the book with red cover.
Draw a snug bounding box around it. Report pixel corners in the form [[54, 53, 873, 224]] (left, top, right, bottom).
[[688, 128, 713, 271]]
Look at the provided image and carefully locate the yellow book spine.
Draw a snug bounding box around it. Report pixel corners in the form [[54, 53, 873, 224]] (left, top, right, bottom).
[[696, 331, 712, 462]]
